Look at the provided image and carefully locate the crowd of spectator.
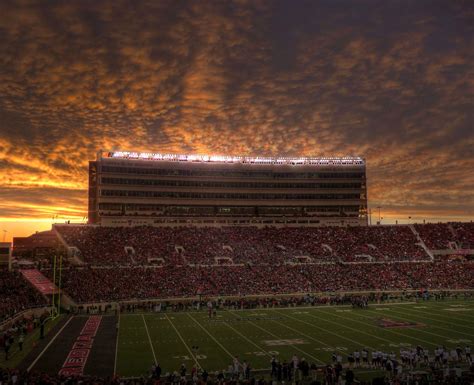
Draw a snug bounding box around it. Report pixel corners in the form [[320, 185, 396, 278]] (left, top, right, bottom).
[[0, 269, 47, 323], [4, 223, 473, 320], [452, 223, 474, 249], [414, 224, 457, 250], [43, 261, 474, 304], [327, 226, 427, 261], [413, 223, 474, 250], [1, 351, 474, 385], [56, 225, 437, 266], [0, 310, 50, 361]]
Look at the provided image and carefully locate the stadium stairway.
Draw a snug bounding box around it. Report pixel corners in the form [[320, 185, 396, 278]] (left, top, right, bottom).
[[52, 227, 85, 265], [175, 245, 187, 264], [321, 244, 342, 262], [409, 225, 434, 261], [447, 223, 460, 244], [124, 246, 137, 264]]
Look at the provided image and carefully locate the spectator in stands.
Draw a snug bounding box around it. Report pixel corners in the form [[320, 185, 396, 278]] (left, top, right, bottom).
[[0, 269, 47, 322]]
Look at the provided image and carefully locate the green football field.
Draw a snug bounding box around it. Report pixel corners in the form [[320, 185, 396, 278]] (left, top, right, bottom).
[[115, 299, 474, 377]]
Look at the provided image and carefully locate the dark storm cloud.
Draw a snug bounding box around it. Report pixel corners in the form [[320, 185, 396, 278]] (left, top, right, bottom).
[[0, 0, 473, 221]]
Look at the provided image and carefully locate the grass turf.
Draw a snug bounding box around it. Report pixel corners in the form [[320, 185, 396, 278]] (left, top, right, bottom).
[[115, 299, 474, 378]]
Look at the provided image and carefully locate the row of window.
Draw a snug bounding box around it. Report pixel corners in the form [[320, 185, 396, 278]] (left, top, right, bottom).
[[99, 211, 360, 218], [101, 166, 364, 179], [100, 190, 361, 200], [98, 203, 360, 213], [100, 177, 362, 190]]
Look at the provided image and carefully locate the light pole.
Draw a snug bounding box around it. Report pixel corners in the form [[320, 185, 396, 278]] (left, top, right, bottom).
[[376, 206, 382, 223]]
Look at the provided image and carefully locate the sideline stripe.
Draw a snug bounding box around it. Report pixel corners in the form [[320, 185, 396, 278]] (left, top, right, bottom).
[[142, 314, 158, 365], [187, 313, 235, 360], [89, 301, 418, 319], [229, 301, 416, 313], [166, 314, 202, 370], [114, 311, 120, 375], [27, 316, 74, 372]]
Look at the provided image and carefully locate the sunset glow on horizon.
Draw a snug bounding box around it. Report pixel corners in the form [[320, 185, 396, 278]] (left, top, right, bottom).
[[0, 0, 473, 242]]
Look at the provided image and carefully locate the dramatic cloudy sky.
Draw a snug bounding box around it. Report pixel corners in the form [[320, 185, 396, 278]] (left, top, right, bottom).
[[0, 0, 473, 240]]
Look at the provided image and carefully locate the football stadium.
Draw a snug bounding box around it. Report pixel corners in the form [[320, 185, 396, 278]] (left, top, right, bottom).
[[2, 151, 473, 384]]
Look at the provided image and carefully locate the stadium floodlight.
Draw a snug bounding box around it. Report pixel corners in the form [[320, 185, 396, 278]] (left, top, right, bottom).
[[102, 151, 365, 166]]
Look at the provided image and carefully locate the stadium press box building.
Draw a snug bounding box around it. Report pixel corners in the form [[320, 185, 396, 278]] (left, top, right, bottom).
[[88, 151, 368, 227]]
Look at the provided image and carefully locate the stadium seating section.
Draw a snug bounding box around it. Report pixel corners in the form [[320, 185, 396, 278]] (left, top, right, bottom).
[[57, 225, 437, 266], [45, 261, 473, 303], [414, 223, 457, 250], [451, 222, 474, 249], [46, 223, 474, 303], [0, 269, 48, 322], [2, 223, 473, 317]]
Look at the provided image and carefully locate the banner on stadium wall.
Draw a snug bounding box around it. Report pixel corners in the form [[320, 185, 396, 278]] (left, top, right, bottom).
[[20, 269, 58, 295]]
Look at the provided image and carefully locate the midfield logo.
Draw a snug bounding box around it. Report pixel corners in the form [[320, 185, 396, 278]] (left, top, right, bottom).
[[378, 318, 425, 329]]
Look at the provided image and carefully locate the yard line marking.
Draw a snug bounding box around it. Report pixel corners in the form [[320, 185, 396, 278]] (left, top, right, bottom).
[[27, 316, 73, 372], [166, 314, 202, 370], [283, 309, 389, 346], [274, 309, 381, 350], [229, 310, 324, 364], [271, 315, 354, 353], [397, 301, 474, 311], [142, 314, 157, 365], [364, 309, 474, 339], [114, 311, 120, 375], [392, 305, 474, 329], [221, 318, 273, 358], [317, 309, 439, 347], [389, 306, 474, 329], [302, 309, 399, 348], [187, 313, 235, 361]]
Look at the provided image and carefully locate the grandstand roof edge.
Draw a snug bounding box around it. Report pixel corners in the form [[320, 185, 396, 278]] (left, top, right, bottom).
[[97, 151, 366, 166]]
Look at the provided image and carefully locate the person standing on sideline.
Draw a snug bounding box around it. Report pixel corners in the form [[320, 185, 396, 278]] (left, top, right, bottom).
[[4, 338, 10, 360], [18, 334, 24, 351]]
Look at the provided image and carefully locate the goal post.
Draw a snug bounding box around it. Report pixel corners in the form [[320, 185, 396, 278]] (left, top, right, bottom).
[[50, 253, 63, 319]]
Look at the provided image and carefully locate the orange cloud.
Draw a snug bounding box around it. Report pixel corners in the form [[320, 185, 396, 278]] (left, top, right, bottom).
[[0, 0, 472, 240]]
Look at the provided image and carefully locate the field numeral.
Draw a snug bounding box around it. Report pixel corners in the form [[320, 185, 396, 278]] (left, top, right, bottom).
[[447, 339, 471, 343], [315, 347, 348, 352], [245, 351, 280, 356], [173, 355, 207, 360]]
